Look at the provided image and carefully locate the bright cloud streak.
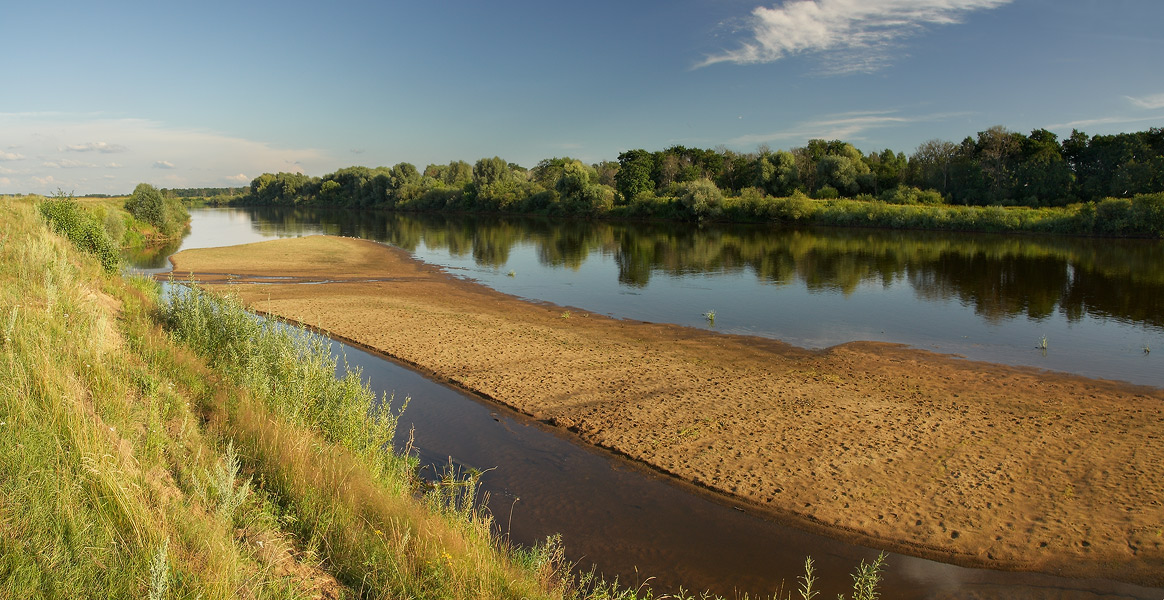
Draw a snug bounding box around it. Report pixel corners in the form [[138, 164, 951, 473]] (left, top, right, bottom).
[[1127, 93, 1164, 110], [66, 141, 128, 153], [701, 0, 1013, 73], [729, 109, 968, 146], [0, 113, 332, 194]]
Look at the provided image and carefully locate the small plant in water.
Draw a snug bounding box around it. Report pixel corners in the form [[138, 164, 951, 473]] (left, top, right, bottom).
[[1038, 335, 1048, 353], [507, 270, 516, 277], [703, 309, 716, 326], [1145, 344, 1151, 355]]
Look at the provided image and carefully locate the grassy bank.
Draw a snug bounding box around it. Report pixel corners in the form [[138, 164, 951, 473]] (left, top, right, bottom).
[[0, 196, 883, 599]]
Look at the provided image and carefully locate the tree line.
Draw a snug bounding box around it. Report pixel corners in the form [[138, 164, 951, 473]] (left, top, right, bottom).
[[230, 125, 1164, 237]]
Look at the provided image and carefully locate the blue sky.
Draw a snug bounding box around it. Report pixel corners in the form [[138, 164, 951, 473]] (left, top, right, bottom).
[[2, 0, 1162, 195]]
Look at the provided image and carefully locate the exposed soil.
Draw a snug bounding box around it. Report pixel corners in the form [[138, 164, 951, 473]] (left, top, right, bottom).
[[167, 235, 1164, 587]]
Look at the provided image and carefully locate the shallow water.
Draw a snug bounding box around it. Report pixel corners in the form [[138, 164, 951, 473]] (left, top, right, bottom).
[[136, 208, 1164, 598]]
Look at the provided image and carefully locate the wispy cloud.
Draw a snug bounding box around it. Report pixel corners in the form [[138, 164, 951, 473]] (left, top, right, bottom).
[[1046, 115, 1164, 131], [43, 158, 97, 169], [0, 151, 24, 161], [700, 0, 1013, 74], [153, 160, 176, 169], [66, 141, 128, 153], [1127, 93, 1164, 110], [730, 109, 967, 146]]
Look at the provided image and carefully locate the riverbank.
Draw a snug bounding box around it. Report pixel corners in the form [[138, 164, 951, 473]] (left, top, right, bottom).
[[169, 234, 1164, 587], [2, 198, 638, 599]]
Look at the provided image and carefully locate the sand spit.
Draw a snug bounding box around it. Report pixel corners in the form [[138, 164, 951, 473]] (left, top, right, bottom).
[[168, 235, 1164, 586]]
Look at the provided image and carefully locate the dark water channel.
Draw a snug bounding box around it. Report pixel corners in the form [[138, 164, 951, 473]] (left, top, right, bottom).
[[134, 208, 1164, 598]]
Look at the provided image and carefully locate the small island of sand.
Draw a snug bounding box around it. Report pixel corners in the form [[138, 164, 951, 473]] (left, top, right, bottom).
[[167, 234, 1164, 587]]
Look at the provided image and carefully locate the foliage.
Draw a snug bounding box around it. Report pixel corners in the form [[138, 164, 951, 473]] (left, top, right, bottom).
[[125, 182, 190, 238], [221, 124, 1164, 237], [37, 191, 121, 272]]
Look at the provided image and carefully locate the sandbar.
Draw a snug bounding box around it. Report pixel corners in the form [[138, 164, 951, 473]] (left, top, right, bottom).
[[167, 235, 1164, 586]]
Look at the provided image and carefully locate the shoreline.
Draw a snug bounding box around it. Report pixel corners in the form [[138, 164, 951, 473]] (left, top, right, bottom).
[[167, 234, 1164, 587]]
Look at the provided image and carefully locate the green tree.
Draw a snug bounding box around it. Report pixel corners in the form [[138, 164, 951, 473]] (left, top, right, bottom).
[[755, 150, 800, 196], [909, 139, 957, 195], [125, 182, 188, 237], [615, 150, 655, 201]]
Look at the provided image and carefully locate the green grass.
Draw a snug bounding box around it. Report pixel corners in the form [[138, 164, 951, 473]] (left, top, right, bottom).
[[0, 195, 886, 599]]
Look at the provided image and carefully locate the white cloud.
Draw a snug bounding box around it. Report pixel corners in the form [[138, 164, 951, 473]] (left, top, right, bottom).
[[0, 151, 24, 161], [1127, 93, 1164, 110], [66, 141, 127, 153], [730, 109, 966, 146], [153, 160, 176, 169], [226, 173, 250, 183], [106, 162, 123, 168], [43, 158, 97, 169], [1045, 115, 1164, 131], [700, 0, 1014, 73], [0, 177, 11, 186]]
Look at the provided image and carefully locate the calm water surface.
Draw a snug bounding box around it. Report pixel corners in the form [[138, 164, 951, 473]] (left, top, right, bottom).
[[134, 208, 1164, 598], [154, 207, 1164, 387]]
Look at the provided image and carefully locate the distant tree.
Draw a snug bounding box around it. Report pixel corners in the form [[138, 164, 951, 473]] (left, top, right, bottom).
[[1014, 129, 1073, 205], [444, 160, 473, 187], [909, 139, 957, 195], [975, 125, 1023, 202], [532, 157, 576, 188], [593, 160, 619, 188], [615, 150, 655, 201], [125, 182, 188, 237], [816, 155, 861, 196], [755, 150, 799, 196], [473, 157, 513, 187], [125, 182, 165, 227]]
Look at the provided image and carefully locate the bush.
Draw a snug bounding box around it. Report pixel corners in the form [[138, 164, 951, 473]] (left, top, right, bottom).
[[37, 194, 121, 272], [125, 183, 189, 238], [678, 178, 723, 220], [879, 186, 945, 206], [815, 185, 839, 199]]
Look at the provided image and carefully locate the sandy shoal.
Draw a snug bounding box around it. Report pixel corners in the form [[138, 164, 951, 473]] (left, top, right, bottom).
[[168, 235, 1164, 586]]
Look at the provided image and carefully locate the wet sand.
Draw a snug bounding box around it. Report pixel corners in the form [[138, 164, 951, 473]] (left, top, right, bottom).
[[168, 235, 1164, 587]]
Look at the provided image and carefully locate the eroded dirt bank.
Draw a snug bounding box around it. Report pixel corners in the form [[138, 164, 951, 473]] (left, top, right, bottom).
[[167, 235, 1164, 586]]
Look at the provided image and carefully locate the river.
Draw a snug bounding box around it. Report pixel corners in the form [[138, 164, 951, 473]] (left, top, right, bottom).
[[132, 207, 1164, 599]]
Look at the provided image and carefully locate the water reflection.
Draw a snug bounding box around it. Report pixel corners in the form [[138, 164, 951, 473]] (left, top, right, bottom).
[[151, 207, 1163, 387], [243, 207, 1164, 328]]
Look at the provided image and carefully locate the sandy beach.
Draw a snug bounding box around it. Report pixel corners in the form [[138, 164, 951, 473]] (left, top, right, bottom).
[[167, 234, 1164, 586]]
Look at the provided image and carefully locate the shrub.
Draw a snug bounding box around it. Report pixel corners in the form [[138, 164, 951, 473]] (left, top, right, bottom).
[[125, 183, 189, 238], [37, 193, 121, 272], [678, 178, 724, 220], [815, 185, 839, 199]]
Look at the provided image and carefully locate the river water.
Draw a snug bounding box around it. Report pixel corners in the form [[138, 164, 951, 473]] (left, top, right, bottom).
[[133, 208, 1164, 599]]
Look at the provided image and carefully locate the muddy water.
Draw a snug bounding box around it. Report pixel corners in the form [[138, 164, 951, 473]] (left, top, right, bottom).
[[335, 340, 1162, 600]]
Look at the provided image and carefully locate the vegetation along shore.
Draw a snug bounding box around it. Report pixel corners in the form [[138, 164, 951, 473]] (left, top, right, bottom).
[[214, 125, 1164, 238]]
